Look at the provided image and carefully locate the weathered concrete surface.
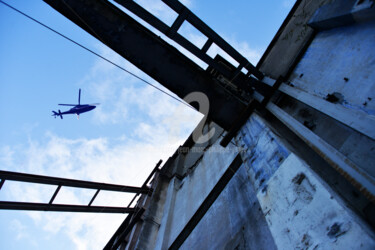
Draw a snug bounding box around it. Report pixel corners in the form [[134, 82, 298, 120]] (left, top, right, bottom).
[[117, 1, 375, 249], [289, 19, 375, 113], [257, 153, 375, 249], [180, 166, 276, 250], [154, 138, 239, 249], [281, 18, 375, 180], [165, 122, 224, 179], [308, 0, 375, 30], [235, 112, 375, 249], [135, 111, 375, 249], [276, 94, 375, 179], [258, 0, 331, 78], [237, 113, 290, 193], [133, 175, 170, 250]]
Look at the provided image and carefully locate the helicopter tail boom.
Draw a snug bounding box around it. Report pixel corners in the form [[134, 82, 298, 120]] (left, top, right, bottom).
[[52, 110, 63, 119]]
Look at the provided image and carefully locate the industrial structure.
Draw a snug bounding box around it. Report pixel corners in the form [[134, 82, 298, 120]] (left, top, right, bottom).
[[1, 0, 375, 249]]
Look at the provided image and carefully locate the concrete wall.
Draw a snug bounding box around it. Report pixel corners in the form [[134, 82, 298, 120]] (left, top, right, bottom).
[[238, 114, 375, 249], [154, 139, 239, 249], [258, 0, 331, 78], [258, 153, 375, 249], [134, 113, 375, 249], [121, 1, 375, 249], [289, 19, 375, 113], [282, 19, 375, 177], [180, 161, 276, 250]]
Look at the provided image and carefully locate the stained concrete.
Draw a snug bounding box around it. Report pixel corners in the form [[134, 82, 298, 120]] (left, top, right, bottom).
[[289, 19, 375, 113], [154, 139, 239, 248], [276, 95, 375, 178], [180, 166, 276, 250], [258, 0, 331, 78], [118, 1, 375, 249], [237, 113, 290, 193], [257, 154, 375, 249]]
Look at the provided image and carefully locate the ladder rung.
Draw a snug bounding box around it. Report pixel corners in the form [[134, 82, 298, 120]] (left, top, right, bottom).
[[169, 8, 188, 34], [201, 39, 213, 53], [0, 179, 5, 190], [49, 185, 62, 204], [88, 189, 100, 206]]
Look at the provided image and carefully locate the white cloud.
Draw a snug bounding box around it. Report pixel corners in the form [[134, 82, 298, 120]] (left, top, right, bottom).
[[0, 1, 263, 249], [10, 219, 38, 247], [10, 219, 27, 240], [0, 43, 201, 247], [0, 145, 14, 167], [0, 126, 197, 249], [78, 43, 199, 127]]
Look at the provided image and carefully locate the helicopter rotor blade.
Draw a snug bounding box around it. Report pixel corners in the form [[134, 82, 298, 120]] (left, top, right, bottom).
[[58, 104, 76, 106], [78, 89, 81, 105]]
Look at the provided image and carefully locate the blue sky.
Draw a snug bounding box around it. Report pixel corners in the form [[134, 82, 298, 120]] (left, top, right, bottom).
[[0, 0, 294, 249]]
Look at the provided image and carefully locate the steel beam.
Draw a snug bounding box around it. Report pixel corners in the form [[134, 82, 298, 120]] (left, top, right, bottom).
[[0, 170, 150, 194], [161, 0, 262, 79], [142, 160, 162, 189], [114, 0, 262, 80], [113, 0, 230, 77], [0, 201, 136, 213], [43, 0, 247, 130]]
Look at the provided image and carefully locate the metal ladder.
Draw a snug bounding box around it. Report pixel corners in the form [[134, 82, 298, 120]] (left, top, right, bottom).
[[0, 169, 151, 213], [114, 0, 263, 81]]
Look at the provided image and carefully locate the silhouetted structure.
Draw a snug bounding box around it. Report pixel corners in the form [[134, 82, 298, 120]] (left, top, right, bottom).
[[3, 0, 375, 249]]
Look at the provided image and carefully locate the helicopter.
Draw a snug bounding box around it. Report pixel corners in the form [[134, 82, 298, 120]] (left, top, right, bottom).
[[52, 89, 99, 119]]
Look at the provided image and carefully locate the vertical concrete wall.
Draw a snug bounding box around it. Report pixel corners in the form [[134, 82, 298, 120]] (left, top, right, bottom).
[[236, 113, 375, 249], [127, 1, 375, 249], [180, 164, 276, 250], [289, 20, 375, 113], [237, 114, 290, 193], [154, 139, 240, 249], [283, 19, 375, 177], [135, 112, 375, 249]]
